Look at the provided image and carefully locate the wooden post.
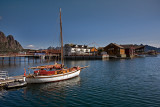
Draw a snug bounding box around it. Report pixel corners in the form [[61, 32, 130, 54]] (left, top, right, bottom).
[[28, 56, 29, 62], [33, 56, 34, 63], [8, 57, 11, 65], [14, 57, 16, 64], [24, 56, 26, 62], [35, 57, 37, 63], [2, 57, 4, 64], [47, 56, 49, 62], [49, 56, 51, 62], [9, 57, 11, 62], [40, 56, 41, 63], [19, 56, 21, 62]]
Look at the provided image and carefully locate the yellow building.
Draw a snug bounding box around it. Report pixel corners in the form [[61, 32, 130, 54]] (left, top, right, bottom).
[[90, 47, 98, 53]]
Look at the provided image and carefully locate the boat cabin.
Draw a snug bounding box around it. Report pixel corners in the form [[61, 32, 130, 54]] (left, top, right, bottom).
[[31, 65, 80, 76]]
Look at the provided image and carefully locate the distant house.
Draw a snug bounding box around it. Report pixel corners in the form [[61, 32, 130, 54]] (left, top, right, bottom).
[[28, 50, 40, 54], [64, 44, 91, 56], [120, 44, 145, 57], [28, 49, 61, 56], [134, 45, 145, 55], [89, 47, 98, 55], [42, 49, 61, 55], [120, 45, 136, 57], [104, 43, 126, 58], [97, 47, 104, 55], [90, 47, 98, 53], [147, 50, 157, 55]]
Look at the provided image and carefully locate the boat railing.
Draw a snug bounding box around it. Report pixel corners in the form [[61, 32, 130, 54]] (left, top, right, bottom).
[[0, 71, 9, 80]]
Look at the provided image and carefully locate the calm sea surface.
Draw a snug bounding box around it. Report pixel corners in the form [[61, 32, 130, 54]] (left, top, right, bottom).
[[0, 56, 160, 107]]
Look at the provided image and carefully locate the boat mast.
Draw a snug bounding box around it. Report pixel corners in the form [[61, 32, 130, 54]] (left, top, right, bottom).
[[60, 8, 64, 66]]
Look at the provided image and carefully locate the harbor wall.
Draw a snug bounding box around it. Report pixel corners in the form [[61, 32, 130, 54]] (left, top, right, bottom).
[[64, 55, 108, 60]]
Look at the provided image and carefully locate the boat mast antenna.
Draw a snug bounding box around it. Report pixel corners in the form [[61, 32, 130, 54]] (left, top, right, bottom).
[[60, 8, 64, 66]]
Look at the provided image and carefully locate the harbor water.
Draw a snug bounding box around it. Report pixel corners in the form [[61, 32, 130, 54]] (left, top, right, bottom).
[[0, 56, 160, 107]]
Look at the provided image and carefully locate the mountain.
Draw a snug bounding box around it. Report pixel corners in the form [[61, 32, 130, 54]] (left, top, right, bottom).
[[47, 46, 61, 50], [47, 46, 55, 50], [145, 45, 160, 52], [0, 31, 23, 53]]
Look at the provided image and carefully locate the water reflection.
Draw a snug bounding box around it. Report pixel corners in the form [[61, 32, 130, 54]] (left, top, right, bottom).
[[1, 56, 160, 106], [0, 89, 8, 99], [25, 76, 81, 92], [65, 60, 89, 68], [22, 76, 81, 105]]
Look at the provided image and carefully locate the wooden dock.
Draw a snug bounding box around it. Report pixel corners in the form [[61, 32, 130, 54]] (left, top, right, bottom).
[[0, 54, 60, 64], [0, 75, 25, 88], [0, 54, 58, 58]]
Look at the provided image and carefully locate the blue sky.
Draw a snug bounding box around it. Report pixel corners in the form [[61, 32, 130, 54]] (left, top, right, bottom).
[[0, 0, 160, 49]]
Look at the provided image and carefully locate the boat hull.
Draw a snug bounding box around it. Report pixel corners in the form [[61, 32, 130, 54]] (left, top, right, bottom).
[[26, 70, 80, 83]]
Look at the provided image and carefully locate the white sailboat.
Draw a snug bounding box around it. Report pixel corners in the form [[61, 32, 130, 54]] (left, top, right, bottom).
[[25, 8, 88, 83]]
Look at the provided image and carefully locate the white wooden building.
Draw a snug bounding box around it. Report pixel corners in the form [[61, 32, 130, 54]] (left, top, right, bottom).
[[64, 44, 91, 56]]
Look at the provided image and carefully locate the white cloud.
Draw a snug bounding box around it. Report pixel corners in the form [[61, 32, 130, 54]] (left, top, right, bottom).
[[26, 45, 35, 49]]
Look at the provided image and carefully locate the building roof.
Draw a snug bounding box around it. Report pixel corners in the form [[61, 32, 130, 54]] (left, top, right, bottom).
[[109, 43, 124, 48], [120, 44, 135, 49], [120, 44, 145, 49], [90, 47, 98, 52], [65, 44, 88, 48], [135, 45, 145, 49]]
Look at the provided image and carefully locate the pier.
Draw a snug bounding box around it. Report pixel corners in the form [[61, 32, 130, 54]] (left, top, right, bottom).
[[64, 55, 109, 60], [0, 54, 60, 64], [0, 75, 25, 88]]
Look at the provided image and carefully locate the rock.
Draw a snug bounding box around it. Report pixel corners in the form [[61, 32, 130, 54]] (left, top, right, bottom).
[[15, 40, 23, 50], [0, 31, 23, 53], [0, 31, 8, 43]]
